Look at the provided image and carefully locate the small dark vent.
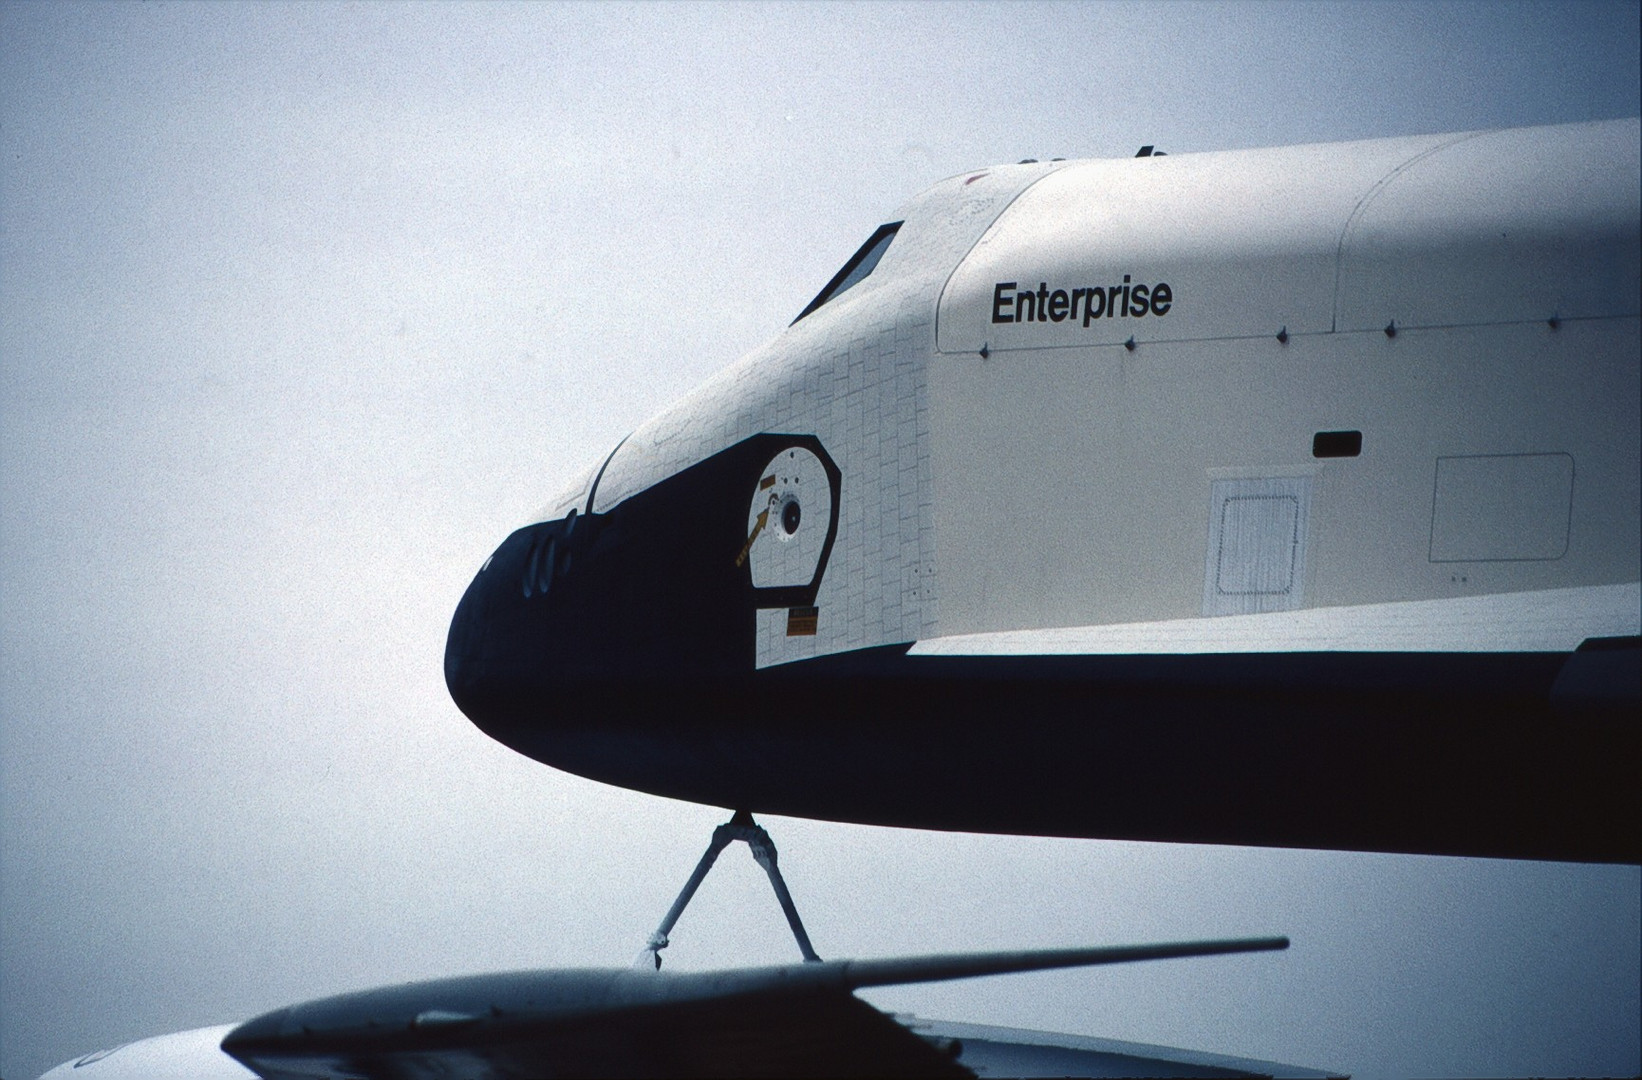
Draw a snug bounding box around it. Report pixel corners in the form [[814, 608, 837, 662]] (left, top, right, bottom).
[[1312, 430, 1363, 458]]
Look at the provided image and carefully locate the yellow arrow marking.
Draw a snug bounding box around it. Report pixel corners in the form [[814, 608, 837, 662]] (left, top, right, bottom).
[[735, 509, 769, 567], [759, 474, 777, 491]]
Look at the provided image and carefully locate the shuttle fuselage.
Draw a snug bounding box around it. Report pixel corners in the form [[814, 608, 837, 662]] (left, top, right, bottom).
[[445, 119, 1641, 862]]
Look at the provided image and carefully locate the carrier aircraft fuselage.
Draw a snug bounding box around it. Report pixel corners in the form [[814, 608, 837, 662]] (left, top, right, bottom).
[[445, 119, 1642, 864]]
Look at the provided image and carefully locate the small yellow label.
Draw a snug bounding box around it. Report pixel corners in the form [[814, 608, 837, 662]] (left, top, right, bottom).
[[735, 509, 769, 567], [786, 606, 818, 636]]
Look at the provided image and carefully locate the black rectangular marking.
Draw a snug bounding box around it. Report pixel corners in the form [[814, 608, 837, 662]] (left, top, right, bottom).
[[787, 606, 819, 636], [1312, 430, 1363, 458]]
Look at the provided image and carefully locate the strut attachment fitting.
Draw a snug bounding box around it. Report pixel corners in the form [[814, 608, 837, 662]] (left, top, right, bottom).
[[639, 810, 821, 969]]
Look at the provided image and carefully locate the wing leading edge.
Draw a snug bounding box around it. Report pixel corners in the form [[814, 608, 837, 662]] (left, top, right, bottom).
[[215, 938, 1290, 1079]]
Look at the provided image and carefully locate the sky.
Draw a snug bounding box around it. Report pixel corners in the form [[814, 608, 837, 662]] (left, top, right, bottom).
[[2, 2, 1639, 1078]]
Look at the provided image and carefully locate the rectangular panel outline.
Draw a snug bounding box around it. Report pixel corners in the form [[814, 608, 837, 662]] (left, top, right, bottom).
[[1427, 452, 1575, 563]]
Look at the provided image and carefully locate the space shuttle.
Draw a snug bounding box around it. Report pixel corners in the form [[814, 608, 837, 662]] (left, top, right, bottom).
[[50, 119, 1638, 1077], [445, 117, 1641, 865]]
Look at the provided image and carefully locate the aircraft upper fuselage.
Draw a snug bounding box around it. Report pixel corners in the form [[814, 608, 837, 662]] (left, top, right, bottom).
[[445, 119, 1641, 863]]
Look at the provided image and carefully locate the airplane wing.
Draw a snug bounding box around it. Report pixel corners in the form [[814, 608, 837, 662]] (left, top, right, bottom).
[[48, 938, 1318, 1079]]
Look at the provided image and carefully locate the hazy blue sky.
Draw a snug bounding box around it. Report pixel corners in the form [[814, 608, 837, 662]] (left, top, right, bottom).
[[2, 3, 1638, 1078]]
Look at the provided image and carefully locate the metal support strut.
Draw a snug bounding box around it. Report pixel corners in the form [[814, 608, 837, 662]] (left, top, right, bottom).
[[639, 809, 821, 969]]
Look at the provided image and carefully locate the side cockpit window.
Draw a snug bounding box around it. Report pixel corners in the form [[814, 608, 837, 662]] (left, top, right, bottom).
[[791, 221, 902, 324]]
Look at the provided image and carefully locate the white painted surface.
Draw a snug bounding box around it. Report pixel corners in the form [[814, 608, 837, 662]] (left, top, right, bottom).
[[936, 131, 1456, 353], [745, 445, 832, 590], [39, 1025, 251, 1080], [927, 121, 1638, 641], [908, 581, 1640, 656], [935, 119, 1640, 356], [1203, 475, 1312, 615], [1429, 453, 1574, 563], [1334, 120, 1642, 332]]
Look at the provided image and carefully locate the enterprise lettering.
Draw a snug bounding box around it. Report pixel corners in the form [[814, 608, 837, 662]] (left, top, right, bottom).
[[991, 277, 1172, 325]]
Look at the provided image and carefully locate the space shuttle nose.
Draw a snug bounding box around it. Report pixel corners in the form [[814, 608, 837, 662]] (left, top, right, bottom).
[[443, 434, 843, 779], [443, 506, 642, 737], [442, 549, 496, 724], [442, 571, 485, 717], [443, 515, 575, 725]]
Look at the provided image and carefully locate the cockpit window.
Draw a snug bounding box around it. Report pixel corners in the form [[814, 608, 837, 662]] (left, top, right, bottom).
[[791, 221, 902, 324]]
